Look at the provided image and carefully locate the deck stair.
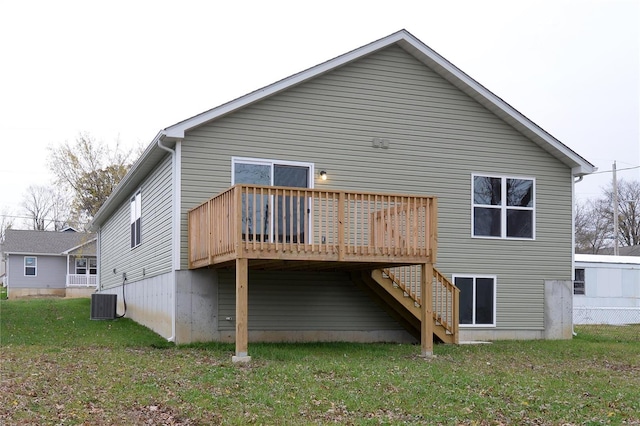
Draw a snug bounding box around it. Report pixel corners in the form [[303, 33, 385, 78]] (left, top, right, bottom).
[[354, 266, 459, 344]]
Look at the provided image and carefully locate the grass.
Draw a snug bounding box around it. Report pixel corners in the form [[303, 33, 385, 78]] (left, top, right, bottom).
[[1, 298, 639, 425]]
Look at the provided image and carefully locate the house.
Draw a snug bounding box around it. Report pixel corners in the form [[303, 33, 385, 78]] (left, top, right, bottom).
[[583, 245, 640, 256], [3, 229, 97, 299], [574, 254, 640, 325], [91, 30, 595, 361]]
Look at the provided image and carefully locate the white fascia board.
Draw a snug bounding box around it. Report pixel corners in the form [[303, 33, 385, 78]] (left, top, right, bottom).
[[5, 252, 65, 257], [572, 165, 597, 177], [91, 131, 168, 228]]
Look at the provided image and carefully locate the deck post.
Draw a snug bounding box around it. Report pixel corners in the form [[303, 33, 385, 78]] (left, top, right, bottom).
[[421, 263, 434, 358], [338, 191, 345, 261], [233, 257, 251, 363]]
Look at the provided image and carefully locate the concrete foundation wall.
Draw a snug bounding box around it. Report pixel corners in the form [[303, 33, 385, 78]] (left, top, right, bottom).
[[8, 288, 66, 299], [544, 280, 573, 339], [99, 272, 174, 339], [176, 269, 219, 344], [65, 287, 96, 298], [459, 329, 546, 341], [218, 330, 416, 344]]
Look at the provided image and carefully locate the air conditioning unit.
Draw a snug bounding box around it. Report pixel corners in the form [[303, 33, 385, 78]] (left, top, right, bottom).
[[91, 294, 117, 320]]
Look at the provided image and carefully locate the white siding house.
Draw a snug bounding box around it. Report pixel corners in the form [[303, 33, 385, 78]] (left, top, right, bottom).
[[91, 30, 595, 359], [574, 254, 640, 325]]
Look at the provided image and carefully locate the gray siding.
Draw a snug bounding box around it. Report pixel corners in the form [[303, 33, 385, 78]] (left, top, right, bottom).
[[7, 254, 66, 289], [217, 270, 404, 332], [179, 45, 573, 331], [100, 155, 173, 289]]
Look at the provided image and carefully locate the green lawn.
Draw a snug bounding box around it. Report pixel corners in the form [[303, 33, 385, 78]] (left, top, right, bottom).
[[1, 298, 639, 425]]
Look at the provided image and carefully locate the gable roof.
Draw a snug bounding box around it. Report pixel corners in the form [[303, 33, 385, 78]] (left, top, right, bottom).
[[92, 29, 596, 228], [3, 229, 96, 256]]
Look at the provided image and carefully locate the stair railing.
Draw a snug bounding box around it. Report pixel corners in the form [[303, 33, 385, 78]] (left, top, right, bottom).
[[384, 266, 459, 340]]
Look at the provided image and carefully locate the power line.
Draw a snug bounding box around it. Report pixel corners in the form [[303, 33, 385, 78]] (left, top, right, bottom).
[[0, 213, 89, 225], [591, 164, 640, 175]]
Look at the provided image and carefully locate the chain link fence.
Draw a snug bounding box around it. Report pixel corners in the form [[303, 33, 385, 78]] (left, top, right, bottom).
[[574, 306, 640, 342]]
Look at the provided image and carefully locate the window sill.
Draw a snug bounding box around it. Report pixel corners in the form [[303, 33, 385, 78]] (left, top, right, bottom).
[[471, 235, 535, 241]]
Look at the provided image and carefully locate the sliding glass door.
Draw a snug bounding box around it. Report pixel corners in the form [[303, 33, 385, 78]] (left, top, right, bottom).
[[233, 158, 312, 243]]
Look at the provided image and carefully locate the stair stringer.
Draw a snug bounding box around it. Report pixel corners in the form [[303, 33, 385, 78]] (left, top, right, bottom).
[[369, 269, 455, 344]]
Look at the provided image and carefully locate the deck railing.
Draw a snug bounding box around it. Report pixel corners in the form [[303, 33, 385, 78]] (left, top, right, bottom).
[[66, 274, 97, 287], [385, 265, 459, 339], [189, 184, 437, 268]]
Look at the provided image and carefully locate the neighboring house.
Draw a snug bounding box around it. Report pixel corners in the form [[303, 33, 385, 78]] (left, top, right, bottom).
[[3, 229, 97, 299], [574, 254, 640, 325], [91, 29, 595, 360], [584, 245, 640, 256], [1, 240, 6, 286]]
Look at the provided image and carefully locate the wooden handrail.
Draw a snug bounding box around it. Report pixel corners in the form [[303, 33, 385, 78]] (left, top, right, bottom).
[[188, 184, 437, 267], [384, 266, 459, 340]]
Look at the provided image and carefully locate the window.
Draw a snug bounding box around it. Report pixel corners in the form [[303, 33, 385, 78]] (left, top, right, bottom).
[[89, 258, 97, 275], [574, 268, 585, 295], [453, 275, 496, 326], [472, 175, 534, 239], [130, 191, 141, 248], [232, 158, 313, 243], [75, 258, 87, 274], [24, 256, 37, 276]]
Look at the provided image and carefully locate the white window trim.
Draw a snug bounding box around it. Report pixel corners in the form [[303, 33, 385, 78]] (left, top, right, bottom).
[[232, 157, 315, 244], [24, 256, 37, 277], [231, 157, 315, 188], [130, 190, 142, 249], [452, 274, 497, 328], [89, 258, 97, 275], [75, 257, 87, 275], [471, 174, 536, 240]]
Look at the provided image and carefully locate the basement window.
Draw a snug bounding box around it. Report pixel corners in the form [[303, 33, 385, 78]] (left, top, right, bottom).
[[453, 275, 496, 327]]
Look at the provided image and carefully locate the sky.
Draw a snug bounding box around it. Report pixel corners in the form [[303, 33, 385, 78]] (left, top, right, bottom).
[[1, 0, 638, 228]]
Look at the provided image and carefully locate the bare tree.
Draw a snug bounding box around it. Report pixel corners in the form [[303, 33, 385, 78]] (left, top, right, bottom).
[[575, 199, 612, 253], [21, 185, 55, 230], [0, 209, 14, 243], [604, 179, 640, 247], [49, 188, 74, 231], [48, 133, 136, 220]]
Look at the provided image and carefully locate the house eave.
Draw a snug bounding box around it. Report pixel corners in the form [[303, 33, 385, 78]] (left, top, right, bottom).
[[92, 29, 596, 228], [5, 251, 66, 257], [90, 131, 174, 229], [163, 29, 595, 174], [394, 36, 596, 175]]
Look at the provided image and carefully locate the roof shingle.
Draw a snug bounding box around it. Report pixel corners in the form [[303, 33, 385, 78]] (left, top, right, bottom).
[[3, 229, 96, 255]]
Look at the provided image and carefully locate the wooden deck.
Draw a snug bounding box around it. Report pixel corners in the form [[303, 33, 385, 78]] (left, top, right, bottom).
[[188, 184, 438, 269], [187, 184, 454, 361]]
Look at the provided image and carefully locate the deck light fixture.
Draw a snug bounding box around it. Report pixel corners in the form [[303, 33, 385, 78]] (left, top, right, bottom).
[[319, 171, 327, 180]]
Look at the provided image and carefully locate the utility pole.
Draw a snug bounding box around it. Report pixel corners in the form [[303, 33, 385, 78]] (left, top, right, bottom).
[[613, 161, 619, 256]]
